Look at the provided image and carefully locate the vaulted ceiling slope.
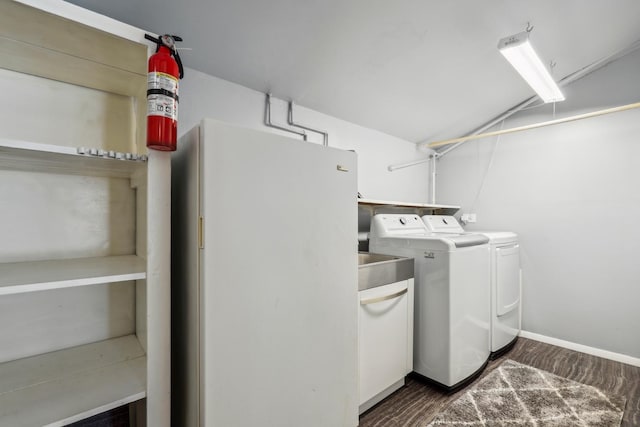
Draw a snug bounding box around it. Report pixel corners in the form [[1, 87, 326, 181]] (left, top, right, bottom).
[[65, 0, 640, 143]]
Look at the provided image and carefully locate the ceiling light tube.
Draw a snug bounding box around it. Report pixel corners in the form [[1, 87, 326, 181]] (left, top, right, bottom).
[[498, 31, 565, 103]]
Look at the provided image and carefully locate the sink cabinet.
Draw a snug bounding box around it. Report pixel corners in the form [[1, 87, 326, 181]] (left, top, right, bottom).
[[358, 278, 414, 414]]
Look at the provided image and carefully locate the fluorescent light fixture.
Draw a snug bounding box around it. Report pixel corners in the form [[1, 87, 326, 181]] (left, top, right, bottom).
[[498, 31, 565, 103]]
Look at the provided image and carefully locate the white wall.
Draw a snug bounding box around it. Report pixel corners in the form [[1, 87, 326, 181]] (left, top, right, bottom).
[[436, 49, 640, 359], [178, 68, 429, 203]]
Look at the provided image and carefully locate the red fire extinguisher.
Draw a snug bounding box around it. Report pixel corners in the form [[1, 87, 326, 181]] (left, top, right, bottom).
[[145, 34, 184, 151]]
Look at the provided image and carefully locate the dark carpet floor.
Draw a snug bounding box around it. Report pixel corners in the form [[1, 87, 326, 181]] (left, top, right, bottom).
[[359, 337, 640, 427]]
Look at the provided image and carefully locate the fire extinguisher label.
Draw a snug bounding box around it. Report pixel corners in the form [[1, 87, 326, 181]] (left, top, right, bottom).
[[147, 94, 178, 120], [147, 71, 179, 93], [147, 71, 179, 120]]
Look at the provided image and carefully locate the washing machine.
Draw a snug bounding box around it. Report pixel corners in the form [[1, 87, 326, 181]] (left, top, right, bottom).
[[422, 216, 521, 358], [369, 214, 490, 390]]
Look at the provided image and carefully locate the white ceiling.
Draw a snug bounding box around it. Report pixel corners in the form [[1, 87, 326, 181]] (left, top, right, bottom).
[[65, 0, 640, 143]]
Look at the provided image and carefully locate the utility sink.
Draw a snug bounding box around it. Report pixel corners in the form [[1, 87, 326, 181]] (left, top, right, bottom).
[[358, 252, 414, 291]]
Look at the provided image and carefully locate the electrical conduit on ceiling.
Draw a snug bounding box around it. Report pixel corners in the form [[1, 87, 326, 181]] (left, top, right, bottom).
[[430, 37, 640, 156], [388, 36, 640, 173]]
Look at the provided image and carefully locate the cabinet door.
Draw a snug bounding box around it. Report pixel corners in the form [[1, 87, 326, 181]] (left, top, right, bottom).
[[359, 280, 409, 405]]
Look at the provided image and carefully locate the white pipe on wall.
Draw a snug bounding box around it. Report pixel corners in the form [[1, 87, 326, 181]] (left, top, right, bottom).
[[429, 154, 437, 204], [387, 157, 430, 172], [428, 101, 640, 148]]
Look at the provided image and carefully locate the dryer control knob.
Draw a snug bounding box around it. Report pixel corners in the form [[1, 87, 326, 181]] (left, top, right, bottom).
[[399, 217, 407, 225]]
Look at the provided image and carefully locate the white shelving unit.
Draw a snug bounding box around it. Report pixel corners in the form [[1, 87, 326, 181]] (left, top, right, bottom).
[[0, 254, 146, 295], [0, 139, 161, 426], [0, 335, 146, 427], [358, 198, 460, 214], [0, 2, 170, 426], [0, 139, 147, 178]]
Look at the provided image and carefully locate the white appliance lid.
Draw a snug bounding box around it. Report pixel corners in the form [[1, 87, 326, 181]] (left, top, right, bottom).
[[422, 215, 465, 233], [476, 231, 518, 244], [446, 233, 489, 247]]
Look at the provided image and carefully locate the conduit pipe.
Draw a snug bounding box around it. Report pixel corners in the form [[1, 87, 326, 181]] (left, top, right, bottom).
[[429, 101, 640, 148], [288, 101, 329, 146], [429, 154, 437, 204], [431, 37, 640, 157], [387, 157, 431, 171], [388, 37, 640, 171], [434, 96, 539, 157], [264, 93, 307, 141], [387, 93, 541, 172]]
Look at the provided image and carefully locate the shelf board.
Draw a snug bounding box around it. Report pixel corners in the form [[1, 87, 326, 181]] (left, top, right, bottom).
[[0, 139, 146, 178], [358, 198, 460, 213], [0, 1, 147, 98], [0, 255, 146, 296], [0, 334, 146, 427]]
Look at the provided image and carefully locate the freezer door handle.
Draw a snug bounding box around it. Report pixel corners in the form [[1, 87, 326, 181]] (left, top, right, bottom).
[[360, 288, 407, 305]]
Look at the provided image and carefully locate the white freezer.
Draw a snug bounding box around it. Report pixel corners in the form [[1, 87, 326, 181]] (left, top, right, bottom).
[[172, 119, 359, 427]]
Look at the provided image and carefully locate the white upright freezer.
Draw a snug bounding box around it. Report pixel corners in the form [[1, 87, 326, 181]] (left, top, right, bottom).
[[172, 119, 359, 427]]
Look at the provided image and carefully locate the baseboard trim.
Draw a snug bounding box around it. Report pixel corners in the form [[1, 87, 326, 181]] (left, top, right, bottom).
[[519, 330, 640, 368]]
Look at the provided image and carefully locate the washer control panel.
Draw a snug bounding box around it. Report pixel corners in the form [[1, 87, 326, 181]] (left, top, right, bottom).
[[370, 214, 428, 237], [422, 215, 465, 233]]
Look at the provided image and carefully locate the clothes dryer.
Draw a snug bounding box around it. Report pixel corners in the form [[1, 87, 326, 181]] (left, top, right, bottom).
[[369, 214, 490, 390], [482, 231, 520, 357], [422, 216, 521, 358]]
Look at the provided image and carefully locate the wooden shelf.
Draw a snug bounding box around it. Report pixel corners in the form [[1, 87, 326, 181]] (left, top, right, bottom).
[[0, 139, 146, 178], [0, 1, 147, 98], [0, 255, 146, 296], [358, 198, 460, 214], [0, 335, 146, 427], [0, 3, 170, 425]]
